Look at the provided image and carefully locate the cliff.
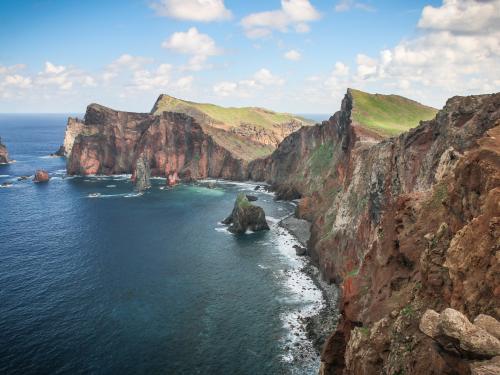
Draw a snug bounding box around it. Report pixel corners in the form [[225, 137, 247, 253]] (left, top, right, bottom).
[[67, 103, 247, 180], [249, 89, 500, 374], [0, 137, 9, 164], [151, 94, 313, 153]]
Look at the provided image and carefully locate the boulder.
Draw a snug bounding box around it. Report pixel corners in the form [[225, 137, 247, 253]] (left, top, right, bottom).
[[293, 244, 307, 256], [133, 155, 151, 192], [33, 170, 50, 183], [223, 193, 270, 234], [419, 309, 441, 338], [470, 356, 500, 375], [474, 315, 500, 340], [246, 194, 258, 202], [439, 308, 500, 358]]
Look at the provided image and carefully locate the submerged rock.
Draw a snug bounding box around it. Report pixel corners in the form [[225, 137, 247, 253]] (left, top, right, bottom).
[[223, 193, 270, 234], [33, 170, 50, 183], [0, 137, 9, 164], [133, 155, 151, 192], [51, 145, 66, 157]]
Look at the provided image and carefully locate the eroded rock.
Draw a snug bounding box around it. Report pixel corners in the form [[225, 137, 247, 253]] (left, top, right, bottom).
[[133, 155, 151, 192], [33, 170, 50, 183], [419, 309, 440, 338], [223, 193, 270, 234]]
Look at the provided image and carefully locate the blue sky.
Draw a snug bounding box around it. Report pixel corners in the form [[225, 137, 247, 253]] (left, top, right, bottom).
[[0, 0, 499, 113]]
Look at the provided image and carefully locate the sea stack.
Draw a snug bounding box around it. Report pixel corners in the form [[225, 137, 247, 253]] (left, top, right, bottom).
[[223, 193, 270, 234], [133, 155, 151, 192], [0, 137, 9, 164], [33, 170, 50, 183]]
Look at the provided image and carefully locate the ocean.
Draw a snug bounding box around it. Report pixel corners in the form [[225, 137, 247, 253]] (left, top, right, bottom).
[[0, 114, 325, 374]]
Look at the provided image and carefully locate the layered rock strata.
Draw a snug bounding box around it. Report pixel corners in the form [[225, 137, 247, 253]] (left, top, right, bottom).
[[67, 104, 247, 181], [248, 90, 500, 374]]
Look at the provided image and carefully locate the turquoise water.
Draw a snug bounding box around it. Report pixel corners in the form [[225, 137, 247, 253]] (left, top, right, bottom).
[[0, 115, 323, 374]]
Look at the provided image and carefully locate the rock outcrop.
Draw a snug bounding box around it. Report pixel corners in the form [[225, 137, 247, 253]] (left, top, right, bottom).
[[248, 89, 500, 374], [132, 154, 151, 192], [33, 170, 50, 183], [419, 309, 500, 359], [222, 193, 270, 234], [62, 117, 85, 157], [0, 137, 9, 164], [66, 104, 248, 181]]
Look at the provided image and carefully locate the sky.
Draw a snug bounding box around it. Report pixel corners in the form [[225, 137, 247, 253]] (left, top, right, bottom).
[[0, 0, 499, 114]]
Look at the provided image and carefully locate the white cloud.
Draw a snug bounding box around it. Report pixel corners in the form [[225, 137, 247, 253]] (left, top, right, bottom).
[[175, 76, 194, 90], [418, 0, 500, 34], [162, 27, 220, 70], [213, 68, 285, 97], [44, 62, 66, 74], [241, 0, 320, 39], [284, 49, 301, 61], [335, 0, 500, 106], [103, 54, 154, 82], [36, 61, 95, 91], [213, 81, 238, 97], [151, 0, 231, 22], [132, 64, 172, 91], [3, 74, 32, 88], [335, 0, 375, 12]]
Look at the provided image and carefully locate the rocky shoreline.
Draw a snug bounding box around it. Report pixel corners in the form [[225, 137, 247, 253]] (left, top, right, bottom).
[[279, 212, 340, 355]]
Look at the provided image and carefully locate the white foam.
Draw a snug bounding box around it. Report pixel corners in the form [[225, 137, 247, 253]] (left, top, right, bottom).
[[0, 175, 9, 178], [272, 225, 324, 371], [106, 185, 116, 188], [214, 227, 231, 234]]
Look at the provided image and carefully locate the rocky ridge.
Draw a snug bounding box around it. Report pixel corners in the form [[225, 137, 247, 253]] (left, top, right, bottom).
[[66, 104, 247, 181], [248, 89, 500, 374]]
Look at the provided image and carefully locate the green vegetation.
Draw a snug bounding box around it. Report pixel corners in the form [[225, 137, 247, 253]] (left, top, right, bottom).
[[236, 193, 252, 208], [350, 89, 437, 138], [151, 94, 314, 131], [309, 143, 334, 175], [347, 267, 360, 277], [401, 305, 415, 318], [358, 326, 370, 336], [425, 182, 448, 209], [152, 94, 313, 161]]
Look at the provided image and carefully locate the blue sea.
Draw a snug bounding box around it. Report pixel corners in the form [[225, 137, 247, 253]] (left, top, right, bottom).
[[0, 114, 324, 374]]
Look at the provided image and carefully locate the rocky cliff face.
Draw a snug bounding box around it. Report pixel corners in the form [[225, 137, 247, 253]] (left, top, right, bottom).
[[249, 90, 500, 374], [62, 117, 85, 157], [67, 104, 247, 180], [0, 137, 9, 164]]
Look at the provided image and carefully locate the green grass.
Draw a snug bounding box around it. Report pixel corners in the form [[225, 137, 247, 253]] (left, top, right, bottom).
[[151, 94, 314, 131], [308, 143, 334, 175], [236, 193, 252, 208], [350, 89, 438, 138]]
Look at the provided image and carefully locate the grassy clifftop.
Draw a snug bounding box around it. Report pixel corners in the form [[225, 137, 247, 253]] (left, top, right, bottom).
[[151, 94, 313, 131], [151, 94, 314, 161], [350, 89, 438, 137]]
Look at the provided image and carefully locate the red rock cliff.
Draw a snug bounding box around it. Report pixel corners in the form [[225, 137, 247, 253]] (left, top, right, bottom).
[[249, 90, 500, 374], [67, 104, 247, 180]]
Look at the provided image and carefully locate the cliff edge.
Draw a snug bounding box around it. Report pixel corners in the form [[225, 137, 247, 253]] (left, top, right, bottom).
[[249, 90, 500, 374]]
